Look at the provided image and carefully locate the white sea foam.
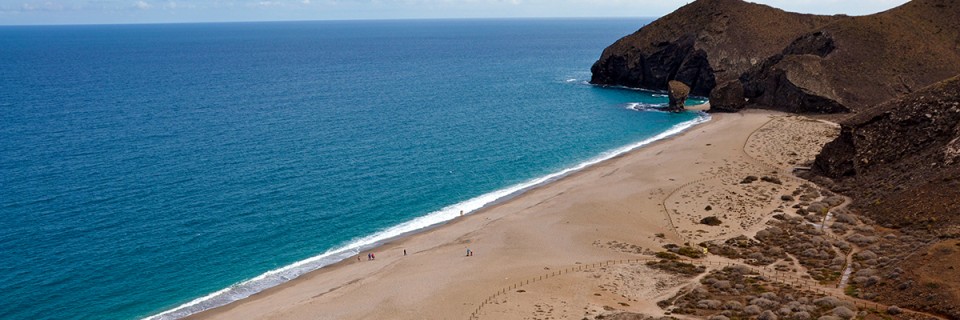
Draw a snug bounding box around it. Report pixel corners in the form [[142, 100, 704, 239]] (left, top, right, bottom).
[[594, 84, 707, 101], [624, 102, 667, 111], [143, 112, 711, 320]]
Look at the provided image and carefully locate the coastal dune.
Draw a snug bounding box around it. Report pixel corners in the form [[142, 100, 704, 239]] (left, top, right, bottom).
[[189, 110, 840, 319]]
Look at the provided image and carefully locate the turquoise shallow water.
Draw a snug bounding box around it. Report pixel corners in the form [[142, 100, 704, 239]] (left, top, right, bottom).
[[0, 19, 706, 319]]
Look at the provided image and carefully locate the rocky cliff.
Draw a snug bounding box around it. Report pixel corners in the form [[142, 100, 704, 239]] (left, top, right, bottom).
[[591, 0, 960, 114], [812, 75, 960, 320], [591, 0, 832, 97], [813, 76, 960, 231]]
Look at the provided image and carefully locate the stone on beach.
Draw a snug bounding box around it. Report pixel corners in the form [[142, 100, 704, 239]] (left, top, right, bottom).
[[668, 80, 691, 113]]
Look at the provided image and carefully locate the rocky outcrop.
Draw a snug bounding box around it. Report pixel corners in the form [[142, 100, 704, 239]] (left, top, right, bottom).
[[813, 76, 960, 318], [590, 0, 832, 97], [591, 0, 960, 114], [591, 34, 714, 96], [709, 80, 745, 113], [812, 76, 960, 230], [739, 31, 848, 113], [667, 80, 690, 112]]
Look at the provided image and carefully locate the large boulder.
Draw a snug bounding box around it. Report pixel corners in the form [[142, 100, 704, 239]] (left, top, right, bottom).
[[667, 80, 690, 112], [746, 55, 846, 113], [739, 31, 849, 113], [709, 80, 746, 112]]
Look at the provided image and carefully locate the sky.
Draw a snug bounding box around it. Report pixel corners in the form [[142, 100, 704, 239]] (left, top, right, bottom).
[[0, 0, 912, 25]]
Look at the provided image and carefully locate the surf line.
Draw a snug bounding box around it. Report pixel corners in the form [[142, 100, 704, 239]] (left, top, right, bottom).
[[144, 112, 711, 320]]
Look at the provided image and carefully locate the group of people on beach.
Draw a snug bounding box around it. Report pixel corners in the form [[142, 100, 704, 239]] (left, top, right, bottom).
[[358, 247, 473, 262], [356, 210, 474, 263]]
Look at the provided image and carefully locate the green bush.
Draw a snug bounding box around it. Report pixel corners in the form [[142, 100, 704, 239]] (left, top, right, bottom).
[[656, 251, 680, 260], [677, 246, 705, 258]]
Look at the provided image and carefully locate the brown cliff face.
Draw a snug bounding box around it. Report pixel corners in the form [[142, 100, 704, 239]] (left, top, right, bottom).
[[592, 0, 960, 114], [748, 0, 960, 112], [812, 76, 960, 320], [738, 31, 849, 113], [591, 0, 831, 97], [813, 76, 960, 230]]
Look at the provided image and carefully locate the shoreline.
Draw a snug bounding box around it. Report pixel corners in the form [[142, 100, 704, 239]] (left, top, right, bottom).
[[149, 111, 710, 320], [185, 109, 759, 320]]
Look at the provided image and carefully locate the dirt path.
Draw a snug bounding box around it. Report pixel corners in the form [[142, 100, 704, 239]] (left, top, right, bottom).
[[473, 115, 943, 320]]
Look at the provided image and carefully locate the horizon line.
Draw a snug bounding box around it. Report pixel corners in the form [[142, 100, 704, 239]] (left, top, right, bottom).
[[0, 16, 660, 28]]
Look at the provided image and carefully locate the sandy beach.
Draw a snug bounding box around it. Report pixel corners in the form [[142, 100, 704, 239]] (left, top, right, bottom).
[[189, 109, 841, 320]]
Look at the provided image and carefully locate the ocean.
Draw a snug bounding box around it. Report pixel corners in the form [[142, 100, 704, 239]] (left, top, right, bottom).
[[0, 19, 707, 320]]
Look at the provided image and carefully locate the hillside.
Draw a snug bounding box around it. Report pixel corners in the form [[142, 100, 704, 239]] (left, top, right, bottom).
[[811, 76, 960, 318], [591, 0, 960, 114], [590, 0, 833, 97], [813, 75, 960, 232]]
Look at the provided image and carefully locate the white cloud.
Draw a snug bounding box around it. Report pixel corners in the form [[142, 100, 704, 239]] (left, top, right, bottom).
[[135, 0, 151, 9], [15, 1, 65, 11], [254, 0, 283, 7]]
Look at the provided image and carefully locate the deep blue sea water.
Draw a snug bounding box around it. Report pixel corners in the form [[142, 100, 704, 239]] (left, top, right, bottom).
[[0, 19, 707, 320]]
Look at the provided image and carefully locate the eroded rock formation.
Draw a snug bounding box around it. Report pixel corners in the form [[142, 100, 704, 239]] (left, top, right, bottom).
[[709, 80, 745, 113], [667, 80, 690, 112], [591, 0, 960, 114], [812, 74, 960, 320], [813, 76, 960, 230]]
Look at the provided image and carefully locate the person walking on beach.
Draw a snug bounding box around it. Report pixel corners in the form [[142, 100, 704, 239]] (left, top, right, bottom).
[[403, 249, 407, 256]]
